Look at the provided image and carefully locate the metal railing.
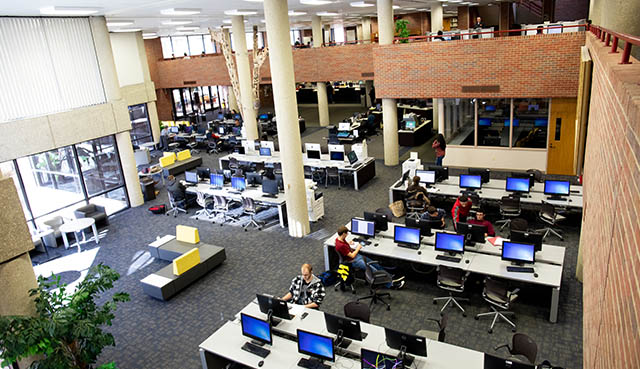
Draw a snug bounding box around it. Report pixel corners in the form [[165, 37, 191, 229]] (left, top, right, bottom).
[[589, 24, 640, 64], [393, 24, 586, 43]]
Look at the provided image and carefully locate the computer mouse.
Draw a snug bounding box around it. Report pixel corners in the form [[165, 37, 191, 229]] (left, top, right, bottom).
[[465, 259, 470, 264], [534, 273, 539, 278], [417, 251, 422, 255], [258, 360, 264, 367], [374, 243, 379, 247]]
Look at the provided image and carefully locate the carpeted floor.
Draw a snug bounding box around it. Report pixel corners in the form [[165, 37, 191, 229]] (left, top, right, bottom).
[[30, 104, 583, 369]]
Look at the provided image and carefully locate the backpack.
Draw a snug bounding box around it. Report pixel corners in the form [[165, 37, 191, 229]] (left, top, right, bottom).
[[317, 271, 338, 286], [148, 205, 166, 214]]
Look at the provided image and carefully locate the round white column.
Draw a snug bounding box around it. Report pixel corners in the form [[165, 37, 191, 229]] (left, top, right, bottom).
[[231, 15, 259, 141], [263, 0, 310, 237], [228, 86, 239, 111], [362, 17, 372, 43], [324, 24, 331, 44], [377, 0, 399, 166], [115, 132, 144, 207], [312, 15, 330, 126], [431, 3, 444, 33]]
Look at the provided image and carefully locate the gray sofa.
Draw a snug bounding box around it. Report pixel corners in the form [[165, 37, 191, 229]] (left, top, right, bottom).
[[42, 216, 64, 248], [74, 204, 108, 228]]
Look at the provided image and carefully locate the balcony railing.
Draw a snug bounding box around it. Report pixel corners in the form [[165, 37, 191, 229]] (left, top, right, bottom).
[[589, 24, 640, 64]]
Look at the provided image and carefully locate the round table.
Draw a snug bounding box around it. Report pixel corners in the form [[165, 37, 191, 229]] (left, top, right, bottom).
[[59, 218, 99, 253], [140, 142, 157, 150]]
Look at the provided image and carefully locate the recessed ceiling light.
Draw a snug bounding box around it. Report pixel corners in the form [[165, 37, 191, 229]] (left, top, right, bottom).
[[40, 6, 101, 16], [350, 1, 375, 7], [221, 25, 232, 29], [224, 9, 259, 16], [162, 19, 193, 26], [289, 10, 307, 16], [111, 28, 142, 33], [393, 5, 401, 10], [301, 0, 334, 5], [438, 0, 448, 2], [244, 0, 264, 2], [161, 8, 201, 16], [317, 11, 339, 16], [177, 26, 199, 31], [143, 33, 158, 39], [106, 20, 134, 27]]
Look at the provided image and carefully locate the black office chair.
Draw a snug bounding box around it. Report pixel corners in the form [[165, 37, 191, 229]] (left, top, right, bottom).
[[194, 192, 215, 220], [357, 260, 393, 311], [537, 203, 565, 241], [375, 207, 394, 221], [475, 278, 520, 333], [325, 167, 344, 189], [496, 196, 521, 232], [343, 301, 371, 323], [166, 192, 187, 217], [416, 313, 448, 342], [241, 197, 265, 231], [334, 251, 356, 294], [405, 195, 426, 220], [494, 333, 538, 365], [509, 218, 529, 237], [433, 266, 469, 317], [207, 138, 220, 154]]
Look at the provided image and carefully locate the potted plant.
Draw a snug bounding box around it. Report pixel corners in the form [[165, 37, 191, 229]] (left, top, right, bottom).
[[0, 264, 130, 369], [395, 19, 410, 43]]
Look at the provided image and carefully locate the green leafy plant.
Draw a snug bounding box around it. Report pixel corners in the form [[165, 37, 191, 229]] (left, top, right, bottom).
[[395, 19, 410, 43], [0, 264, 130, 369]]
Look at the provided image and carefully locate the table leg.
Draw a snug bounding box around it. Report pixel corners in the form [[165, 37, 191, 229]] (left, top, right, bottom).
[[62, 232, 70, 249], [353, 171, 359, 190], [92, 224, 99, 244], [74, 231, 82, 253], [550, 287, 560, 323]]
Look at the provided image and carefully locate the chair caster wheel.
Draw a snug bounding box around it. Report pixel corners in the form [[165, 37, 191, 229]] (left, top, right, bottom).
[[488, 329, 493, 334], [512, 328, 517, 332], [439, 312, 444, 316], [474, 316, 479, 320], [387, 306, 391, 311], [433, 300, 438, 305], [352, 290, 356, 295], [463, 313, 467, 317], [244, 229, 248, 232]]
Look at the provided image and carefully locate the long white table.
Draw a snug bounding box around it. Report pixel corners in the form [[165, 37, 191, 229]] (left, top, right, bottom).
[[440, 175, 583, 196]]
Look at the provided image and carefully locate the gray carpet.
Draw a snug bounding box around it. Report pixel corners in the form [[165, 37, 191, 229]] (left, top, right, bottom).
[[30, 104, 583, 369]]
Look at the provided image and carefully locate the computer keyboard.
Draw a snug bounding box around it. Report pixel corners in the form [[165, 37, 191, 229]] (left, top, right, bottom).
[[241, 342, 270, 358], [397, 243, 420, 250], [507, 266, 535, 273], [353, 238, 371, 246], [436, 255, 462, 263], [297, 358, 331, 369]]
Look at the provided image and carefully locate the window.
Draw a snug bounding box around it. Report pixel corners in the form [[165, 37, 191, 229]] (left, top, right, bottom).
[[512, 98, 549, 148], [128, 104, 153, 146], [172, 89, 183, 117], [203, 87, 212, 110], [192, 87, 203, 113], [477, 99, 510, 147], [188, 35, 205, 56], [89, 187, 128, 216], [161, 37, 174, 58], [172, 36, 189, 57], [212, 86, 221, 109], [204, 35, 216, 54], [444, 98, 475, 146], [77, 136, 125, 197], [182, 89, 193, 114]]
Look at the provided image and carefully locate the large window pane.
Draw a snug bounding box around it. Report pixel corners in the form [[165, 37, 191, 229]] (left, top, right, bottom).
[[477, 98, 510, 147], [128, 103, 153, 145], [444, 98, 475, 146], [204, 35, 216, 54], [89, 187, 128, 216], [512, 98, 549, 148], [203, 87, 212, 110], [172, 89, 184, 117], [192, 87, 203, 113], [0, 160, 32, 221], [172, 36, 189, 57], [183, 89, 193, 114], [161, 37, 174, 58], [16, 146, 84, 218], [76, 136, 125, 197], [188, 35, 205, 56]]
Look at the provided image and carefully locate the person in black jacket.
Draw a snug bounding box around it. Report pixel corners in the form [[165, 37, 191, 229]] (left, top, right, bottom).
[[167, 175, 196, 207]]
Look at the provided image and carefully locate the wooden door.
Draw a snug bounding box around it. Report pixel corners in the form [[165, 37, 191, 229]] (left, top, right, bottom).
[[547, 98, 577, 175]]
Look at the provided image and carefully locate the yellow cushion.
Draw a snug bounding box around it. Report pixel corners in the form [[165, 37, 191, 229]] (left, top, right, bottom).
[[176, 225, 199, 244], [172, 248, 200, 275], [159, 155, 175, 168], [163, 152, 176, 158], [177, 149, 191, 161]]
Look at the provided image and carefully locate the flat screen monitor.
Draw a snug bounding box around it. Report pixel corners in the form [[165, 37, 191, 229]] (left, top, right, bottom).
[[233, 114, 242, 120], [217, 113, 224, 120], [510, 230, 543, 252], [478, 118, 492, 126], [393, 226, 421, 247], [234, 145, 245, 155], [505, 177, 531, 194], [231, 176, 246, 191], [544, 180, 570, 196], [169, 126, 179, 133], [484, 353, 536, 369], [459, 174, 482, 190], [185, 171, 198, 184], [485, 105, 497, 112], [502, 241, 535, 264], [210, 173, 224, 188], [405, 217, 439, 237], [256, 294, 292, 325], [217, 126, 225, 135], [338, 122, 351, 131], [534, 118, 548, 127], [456, 222, 487, 245], [324, 313, 364, 346], [504, 119, 520, 127], [259, 147, 271, 156], [427, 165, 449, 182], [297, 329, 335, 363], [468, 168, 490, 184], [351, 218, 375, 238], [240, 313, 272, 345], [330, 151, 345, 161], [347, 151, 358, 165], [528, 104, 539, 111], [307, 150, 321, 160], [262, 178, 278, 195], [246, 172, 262, 186], [384, 327, 427, 364], [361, 348, 403, 369], [259, 113, 269, 120], [510, 172, 534, 188], [435, 232, 465, 254], [415, 170, 436, 185], [196, 167, 210, 181], [363, 211, 389, 232], [404, 120, 416, 129]]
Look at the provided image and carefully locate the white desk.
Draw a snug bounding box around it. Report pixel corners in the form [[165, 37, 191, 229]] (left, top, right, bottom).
[[440, 176, 583, 197]]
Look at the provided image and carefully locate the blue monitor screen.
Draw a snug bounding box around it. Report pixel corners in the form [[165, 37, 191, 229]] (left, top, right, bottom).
[[485, 105, 496, 112], [351, 218, 375, 237], [241, 313, 271, 345], [217, 113, 224, 120], [233, 114, 242, 120], [394, 226, 420, 246], [361, 348, 402, 369], [170, 126, 179, 133], [534, 118, 548, 127], [330, 151, 344, 161], [478, 118, 492, 126], [502, 241, 535, 264], [185, 171, 198, 184], [405, 120, 416, 129], [506, 177, 530, 193], [297, 330, 334, 362], [544, 180, 570, 196], [259, 114, 269, 120], [435, 232, 465, 253], [232, 176, 246, 191], [210, 173, 224, 188], [459, 174, 482, 189], [504, 119, 520, 127], [259, 147, 271, 156]]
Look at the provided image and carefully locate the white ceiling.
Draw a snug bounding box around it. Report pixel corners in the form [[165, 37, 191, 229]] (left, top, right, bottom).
[[0, 0, 500, 36]]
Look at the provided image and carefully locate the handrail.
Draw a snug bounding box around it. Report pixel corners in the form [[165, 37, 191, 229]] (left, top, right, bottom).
[[393, 24, 586, 43], [589, 24, 640, 64]]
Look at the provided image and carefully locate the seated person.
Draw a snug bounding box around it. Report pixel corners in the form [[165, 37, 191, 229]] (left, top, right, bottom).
[[468, 208, 495, 237], [451, 195, 473, 228], [335, 226, 404, 289], [406, 176, 430, 211], [421, 206, 446, 229], [166, 175, 197, 207], [282, 263, 325, 309]]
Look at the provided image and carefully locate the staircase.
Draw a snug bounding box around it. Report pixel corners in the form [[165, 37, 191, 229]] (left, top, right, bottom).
[[518, 0, 543, 18]]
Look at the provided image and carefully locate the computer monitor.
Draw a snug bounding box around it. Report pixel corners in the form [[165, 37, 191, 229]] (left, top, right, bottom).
[[209, 173, 224, 188], [297, 329, 335, 364], [196, 167, 211, 181], [351, 218, 375, 238], [259, 147, 271, 157], [330, 151, 345, 161], [307, 150, 321, 160], [459, 174, 482, 190], [233, 113, 242, 120], [323, 313, 364, 349], [427, 165, 449, 182], [504, 119, 520, 127], [232, 127, 241, 135], [258, 113, 269, 120], [240, 313, 272, 345], [246, 172, 263, 187], [484, 353, 536, 369], [216, 113, 224, 120], [435, 232, 465, 255], [170, 126, 179, 133], [404, 120, 416, 129], [217, 125, 226, 135], [544, 180, 570, 199], [338, 122, 351, 131], [384, 327, 427, 367], [393, 226, 421, 248], [468, 168, 490, 184], [231, 176, 246, 191], [400, 170, 410, 184], [485, 105, 497, 112], [347, 151, 358, 165], [363, 211, 389, 232], [505, 177, 531, 194], [548, 24, 563, 34], [510, 172, 534, 188], [534, 118, 548, 127], [256, 294, 292, 326], [262, 178, 279, 196], [361, 348, 404, 369], [501, 241, 535, 265], [456, 222, 487, 246], [185, 171, 198, 184], [478, 118, 492, 127], [405, 218, 439, 237], [510, 230, 543, 252], [415, 170, 436, 185]]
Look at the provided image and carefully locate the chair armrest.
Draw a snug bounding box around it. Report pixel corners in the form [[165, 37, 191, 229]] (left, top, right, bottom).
[[94, 205, 106, 214], [494, 344, 511, 352], [508, 288, 520, 302], [366, 260, 380, 266], [425, 318, 441, 329]]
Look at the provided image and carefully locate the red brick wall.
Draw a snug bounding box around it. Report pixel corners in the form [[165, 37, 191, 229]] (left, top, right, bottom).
[[458, 6, 470, 30], [395, 12, 430, 36], [144, 38, 163, 84], [155, 88, 174, 121], [373, 32, 585, 99], [581, 33, 640, 369]]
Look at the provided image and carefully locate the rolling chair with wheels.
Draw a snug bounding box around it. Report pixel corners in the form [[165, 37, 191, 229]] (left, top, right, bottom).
[[405, 197, 426, 220], [494, 333, 538, 365], [166, 192, 187, 217], [433, 266, 469, 317], [496, 196, 521, 232], [333, 251, 364, 294], [509, 218, 529, 236], [475, 278, 520, 333], [194, 192, 215, 220], [343, 301, 370, 323], [207, 138, 220, 154], [537, 203, 565, 241], [187, 141, 199, 154], [241, 197, 265, 231], [213, 195, 237, 225], [357, 260, 393, 311], [416, 313, 448, 342]]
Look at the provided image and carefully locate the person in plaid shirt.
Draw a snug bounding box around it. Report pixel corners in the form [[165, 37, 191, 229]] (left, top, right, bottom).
[[282, 264, 326, 309]]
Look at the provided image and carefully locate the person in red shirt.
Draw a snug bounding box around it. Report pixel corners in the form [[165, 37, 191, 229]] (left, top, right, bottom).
[[451, 195, 473, 229], [468, 208, 495, 237]]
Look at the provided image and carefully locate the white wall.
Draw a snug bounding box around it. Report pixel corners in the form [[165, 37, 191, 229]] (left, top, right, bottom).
[[109, 32, 145, 87], [444, 146, 548, 171]]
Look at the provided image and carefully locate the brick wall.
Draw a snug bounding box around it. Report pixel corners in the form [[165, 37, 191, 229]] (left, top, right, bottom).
[[395, 12, 430, 36], [373, 32, 585, 99], [155, 88, 174, 121], [144, 38, 163, 84], [458, 6, 470, 29], [581, 33, 640, 369]]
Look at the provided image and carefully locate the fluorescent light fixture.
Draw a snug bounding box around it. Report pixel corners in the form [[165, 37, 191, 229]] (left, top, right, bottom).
[[350, 1, 375, 7], [162, 19, 193, 25], [223, 19, 249, 24], [393, 5, 401, 10], [221, 25, 232, 29], [40, 6, 101, 15], [106, 20, 134, 27], [404, 8, 416, 10], [143, 33, 158, 38], [289, 10, 307, 16], [177, 26, 199, 31], [442, 4, 448, 7], [161, 8, 201, 16], [111, 28, 142, 33], [224, 9, 259, 16], [438, 0, 448, 2], [301, 0, 334, 5], [317, 11, 339, 16]]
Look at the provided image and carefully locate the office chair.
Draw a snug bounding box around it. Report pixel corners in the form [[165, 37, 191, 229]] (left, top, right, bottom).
[[241, 197, 265, 231], [213, 195, 237, 225], [168, 142, 181, 152], [343, 301, 371, 323], [325, 167, 343, 189], [496, 196, 521, 232], [229, 157, 240, 171], [433, 266, 469, 317], [207, 138, 220, 154], [187, 140, 199, 154], [334, 250, 365, 294], [494, 333, 538, 365], [475, 278, 520, 333], [375, 207, 394, 221], [194, 192, 215, 220], [405, 196, 426, 220], [536, 203, 565, 241], [166, 192, 187, 217], [509, 218, 529, 237], [357, 260, 393, 311], [416, 313, 448, 342]]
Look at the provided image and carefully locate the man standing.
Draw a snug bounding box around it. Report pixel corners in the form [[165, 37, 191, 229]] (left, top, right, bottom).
[[451, 195, 473, 228], [282, 264, 326, 309], [472, 16, 484, 39]]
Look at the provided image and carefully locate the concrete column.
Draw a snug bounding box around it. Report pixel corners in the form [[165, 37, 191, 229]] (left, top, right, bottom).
[[362, 17, 372, 43], [312, 15, 330, 126], [324, 24, 331, 44], [232, 16, 259, 141], [365, 80, 373, 107], [377, 0, 399, 166], [89, 17, 121, 102], [356, 24, 363, 42], [115, 132, 144, 207], [147, 101, 160, 141], [431, 3, 444, 33], [263, 0, 310, 237], [228, 86, 239, 111]]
